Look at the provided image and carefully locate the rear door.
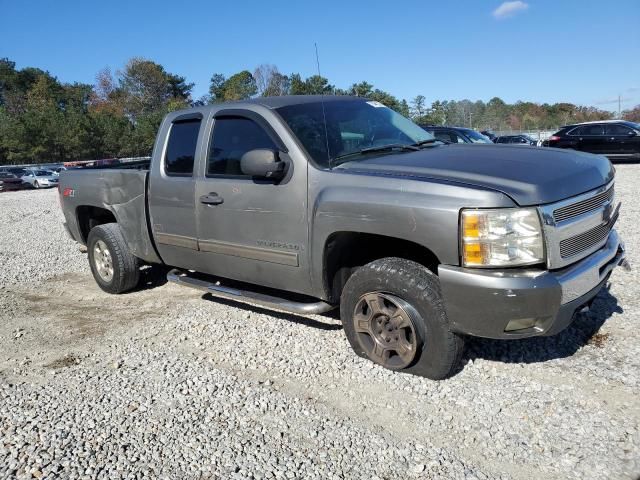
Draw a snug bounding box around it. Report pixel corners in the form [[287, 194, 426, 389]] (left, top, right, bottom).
[[194, 110, 311, 294], [148, 113, 204, 270], [605, 123, 637, 157], [573, 124, 607, 154]]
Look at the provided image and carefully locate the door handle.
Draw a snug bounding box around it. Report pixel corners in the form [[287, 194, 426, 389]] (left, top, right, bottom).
[[200, 193, 224, 205]]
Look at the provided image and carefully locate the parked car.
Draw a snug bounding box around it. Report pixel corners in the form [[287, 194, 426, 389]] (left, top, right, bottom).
[[50, 166, 67, 175], [0, 172, 25, 191], [21, 170, 60, 189], [420, 125, 493, 144], [2, 167, 28, 177], [543, 120, 640, 162], [495, 134, 537, 145], [480, 130, 497, 142], [59, 95, 626, 380]]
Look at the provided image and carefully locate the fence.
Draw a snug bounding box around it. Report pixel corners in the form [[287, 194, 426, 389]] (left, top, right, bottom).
[[1, 157, 151, 170]]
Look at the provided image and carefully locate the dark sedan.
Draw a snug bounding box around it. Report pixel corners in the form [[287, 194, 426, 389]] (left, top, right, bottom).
[[0, 172, 25, 191], [419, 125, 493, 144], [544, 120, 640, 162], [495, 135, 537, 146]]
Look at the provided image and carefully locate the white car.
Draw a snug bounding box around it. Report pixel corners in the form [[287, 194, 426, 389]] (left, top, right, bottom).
[[21, 170, 59, 189]]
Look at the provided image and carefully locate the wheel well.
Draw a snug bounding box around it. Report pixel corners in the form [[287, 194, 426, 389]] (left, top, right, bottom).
[[76, 206, 117, 243], [323, 232, 440, 303]]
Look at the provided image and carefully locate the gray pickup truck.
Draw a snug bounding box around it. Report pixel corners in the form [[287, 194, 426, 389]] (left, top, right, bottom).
[[59, 95, 627, 379]]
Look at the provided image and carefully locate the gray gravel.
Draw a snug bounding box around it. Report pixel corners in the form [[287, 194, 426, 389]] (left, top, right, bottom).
[[1, 168, 639, 479]]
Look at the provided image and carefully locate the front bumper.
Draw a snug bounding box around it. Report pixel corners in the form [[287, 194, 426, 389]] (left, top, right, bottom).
[[438, 230, 627, 339]]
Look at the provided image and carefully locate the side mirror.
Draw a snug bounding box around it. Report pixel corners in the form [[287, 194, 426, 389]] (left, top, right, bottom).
[[628, 130, 637, 137], [240, 149, 286, 180]]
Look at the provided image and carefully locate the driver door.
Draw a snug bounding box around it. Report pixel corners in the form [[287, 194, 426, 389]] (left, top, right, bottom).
[[194, 112, 311, 294]]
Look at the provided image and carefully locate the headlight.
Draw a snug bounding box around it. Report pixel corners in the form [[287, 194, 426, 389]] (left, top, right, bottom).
[[460, 208, 544, 267]]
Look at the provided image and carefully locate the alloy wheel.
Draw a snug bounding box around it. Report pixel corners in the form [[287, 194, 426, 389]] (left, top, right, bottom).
[[352, 292, 419, 369]]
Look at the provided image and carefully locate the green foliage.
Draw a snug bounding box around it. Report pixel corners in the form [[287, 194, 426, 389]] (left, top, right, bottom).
[[208, 71, 257, 102], [0, 56, 620, 166]]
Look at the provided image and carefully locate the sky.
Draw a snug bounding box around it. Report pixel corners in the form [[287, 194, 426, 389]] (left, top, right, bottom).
[[1, 0, 639, 111]]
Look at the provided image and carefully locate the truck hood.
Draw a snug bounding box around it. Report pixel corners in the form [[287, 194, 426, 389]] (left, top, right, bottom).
[[335, 144, 614, 206]]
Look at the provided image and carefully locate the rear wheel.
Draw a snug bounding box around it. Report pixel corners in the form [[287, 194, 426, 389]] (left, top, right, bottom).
[[87, 223, 140, 294], [340, 257, 464, 380]]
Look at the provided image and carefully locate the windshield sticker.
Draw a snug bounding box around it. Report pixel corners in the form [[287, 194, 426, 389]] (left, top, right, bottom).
[[366, 101, 386, 108]]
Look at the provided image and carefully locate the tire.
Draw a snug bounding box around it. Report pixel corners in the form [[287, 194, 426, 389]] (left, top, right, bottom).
[[33, 180, 40, 189], [340, 257, 464, 380], [87, 223, 140, 294]]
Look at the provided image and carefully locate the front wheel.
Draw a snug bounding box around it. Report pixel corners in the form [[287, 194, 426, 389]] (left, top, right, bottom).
[[87, 223, 140, 294], [33, 180, 40, 189], [340, 257, 464, 380]]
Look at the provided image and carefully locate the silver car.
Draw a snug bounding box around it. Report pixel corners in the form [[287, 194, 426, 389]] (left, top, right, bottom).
[[21, 170, 59, 189]]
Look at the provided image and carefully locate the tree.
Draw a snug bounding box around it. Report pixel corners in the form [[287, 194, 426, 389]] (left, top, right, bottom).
[[254, 64, 289, 97], [622, 105, 640, 122], [118, 58, 171, 119], [289, 74, 333, 95], [349, 81, 374, 97], [224, 70, 257, 100], [208, 71, 257, 102], [166, 73, 194, 101], [410, 95, 427, 120], [209, 73, 227, 102]]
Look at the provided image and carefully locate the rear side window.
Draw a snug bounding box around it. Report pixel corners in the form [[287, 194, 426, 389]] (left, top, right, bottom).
[[165, 119, 201, 176], [208, 117, 277, 176], [606, 124, 633, 135], [580, 124, 605, 136]]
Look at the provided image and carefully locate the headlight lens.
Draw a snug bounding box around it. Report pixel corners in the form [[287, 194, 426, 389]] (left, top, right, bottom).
[[461, 208, 544, 267]]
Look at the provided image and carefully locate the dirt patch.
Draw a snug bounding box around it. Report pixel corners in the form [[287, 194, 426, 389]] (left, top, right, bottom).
[[588, 332, 610, 348], [45, 354, 81, 370]]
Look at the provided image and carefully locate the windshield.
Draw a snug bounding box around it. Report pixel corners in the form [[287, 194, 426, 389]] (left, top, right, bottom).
[[276, 99, 434, 168], [460, 129, 493, 144], [35, 170, 50, 176]]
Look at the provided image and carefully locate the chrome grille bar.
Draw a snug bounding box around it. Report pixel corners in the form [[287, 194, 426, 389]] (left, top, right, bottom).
[[553, 185, 614, 223], [538, 180, 617, 269], [559, 205, 619, 259]]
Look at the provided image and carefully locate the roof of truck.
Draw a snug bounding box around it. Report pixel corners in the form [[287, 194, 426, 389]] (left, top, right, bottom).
[[220, 95, 366, 109]]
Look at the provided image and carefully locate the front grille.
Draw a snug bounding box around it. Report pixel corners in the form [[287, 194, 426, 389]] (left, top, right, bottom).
[[553, 185, 614, 223], [560, 223, 610, 258], [559, 206, 618, 259]]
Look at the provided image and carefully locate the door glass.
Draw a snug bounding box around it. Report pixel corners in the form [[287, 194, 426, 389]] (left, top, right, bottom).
[[581, 124, 605, 136], [208, 117, 277, 176], [605, 124, 632, 135], [165, 119, 201, 175], [452, 133, 466, 143], [434, 132, 451, 143]]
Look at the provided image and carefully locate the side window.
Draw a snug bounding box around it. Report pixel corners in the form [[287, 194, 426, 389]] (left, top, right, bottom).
[[165, 119, 201, 176], [582, 124, 605, 136], [208, 117, 277, 176], [450, 132, 465, 143], [606, 124, 632, 135], [434, 131, 451, 143]]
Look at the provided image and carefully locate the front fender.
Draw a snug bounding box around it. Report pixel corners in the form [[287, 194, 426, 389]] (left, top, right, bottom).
[[308, 173, 516, 298]]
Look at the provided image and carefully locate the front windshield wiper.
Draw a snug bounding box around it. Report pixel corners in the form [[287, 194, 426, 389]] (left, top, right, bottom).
[[412, 138, 448, 147], [332, 143, 419, 166], [360, 143, 419, 154]]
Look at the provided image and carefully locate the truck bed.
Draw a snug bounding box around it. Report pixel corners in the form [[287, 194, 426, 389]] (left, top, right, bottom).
[[60, 167, 160, 264]]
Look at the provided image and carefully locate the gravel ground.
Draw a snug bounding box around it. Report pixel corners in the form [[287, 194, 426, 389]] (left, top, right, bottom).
[[0, 168, 639, 480]]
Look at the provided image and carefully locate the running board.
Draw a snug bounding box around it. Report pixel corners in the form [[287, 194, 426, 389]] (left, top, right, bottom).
[[167, 269, 335, 315]]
